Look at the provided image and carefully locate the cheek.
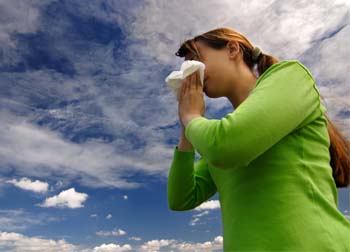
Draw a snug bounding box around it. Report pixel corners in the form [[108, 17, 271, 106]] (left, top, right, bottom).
[[205, 64, 222, 84]]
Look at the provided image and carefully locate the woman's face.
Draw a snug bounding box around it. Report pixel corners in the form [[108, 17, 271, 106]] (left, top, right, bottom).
[[186, 40, 237, 98]]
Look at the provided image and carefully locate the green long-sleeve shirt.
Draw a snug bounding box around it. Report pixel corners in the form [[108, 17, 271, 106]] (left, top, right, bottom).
[[167, 60, 350, 251]]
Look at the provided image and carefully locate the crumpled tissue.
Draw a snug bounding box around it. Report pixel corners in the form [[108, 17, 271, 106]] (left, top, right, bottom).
[[165, 60, 205, 101]]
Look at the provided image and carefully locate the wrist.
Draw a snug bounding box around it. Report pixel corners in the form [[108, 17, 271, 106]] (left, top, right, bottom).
[[178, 138, 194, 151], [183, 114, 202, 128]]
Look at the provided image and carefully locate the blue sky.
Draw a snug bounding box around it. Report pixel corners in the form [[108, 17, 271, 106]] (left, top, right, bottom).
[[0, 0, 349, 251]]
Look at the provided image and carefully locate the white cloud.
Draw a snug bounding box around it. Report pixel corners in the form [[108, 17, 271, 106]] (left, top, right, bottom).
[[39, 188, 88, 209], [123, 195, 128, 200], [6, 177, 49, 193], [90, 213, 98, 218], [82, 236, 225, 252], [96, 229, 126, 237], [0, 231, 224, 252], [106, 214, 112, 220], [0, 231, 77, 252], [194, 200, 220, 211], [139, 239, 175, 252], [138, 236, 223, 252], [93, 243, 132, 252]]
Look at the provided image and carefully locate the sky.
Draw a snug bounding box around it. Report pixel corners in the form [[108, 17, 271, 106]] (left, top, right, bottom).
[[0, 0, 349, 251]]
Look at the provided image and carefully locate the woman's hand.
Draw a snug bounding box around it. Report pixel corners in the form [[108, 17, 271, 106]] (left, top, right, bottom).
[[178, 70, 206, 128]]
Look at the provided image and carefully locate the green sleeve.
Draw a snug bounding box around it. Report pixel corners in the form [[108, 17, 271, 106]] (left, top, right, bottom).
[[167, 145, 217, 211], [185, 61, 322, 170]]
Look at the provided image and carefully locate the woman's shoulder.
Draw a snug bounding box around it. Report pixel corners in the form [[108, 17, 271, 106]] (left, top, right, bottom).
[[256, 59, 314, 88]]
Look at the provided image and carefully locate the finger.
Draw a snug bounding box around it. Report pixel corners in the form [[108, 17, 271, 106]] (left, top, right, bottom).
[[181, 80, 187, 97], [181, 81, 186, 97], [198, 71, 202, 91], [192, 71, 197, 90], [182, 78, 187, 92], [195, 70, 199, 90], [190, 72, 195, 91], [185, 77, 191, 93], [178, 83, 183, 101]]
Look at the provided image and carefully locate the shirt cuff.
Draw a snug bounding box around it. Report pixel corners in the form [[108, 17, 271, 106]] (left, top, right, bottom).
[[173, 145, 195, 164]]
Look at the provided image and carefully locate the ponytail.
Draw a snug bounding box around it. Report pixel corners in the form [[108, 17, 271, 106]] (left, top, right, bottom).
[[256, 54, 349, 188]]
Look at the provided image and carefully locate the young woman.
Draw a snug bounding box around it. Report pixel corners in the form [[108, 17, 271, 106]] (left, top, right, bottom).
[[167, 27, 350, 251]]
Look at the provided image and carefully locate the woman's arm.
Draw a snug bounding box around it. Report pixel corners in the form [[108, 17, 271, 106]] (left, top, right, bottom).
[[167, 144, 217, 211], [184, 61, 322, 170]]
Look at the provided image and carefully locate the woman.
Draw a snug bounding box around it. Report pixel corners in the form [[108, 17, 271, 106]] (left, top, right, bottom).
[[167, 27, 350, 251]]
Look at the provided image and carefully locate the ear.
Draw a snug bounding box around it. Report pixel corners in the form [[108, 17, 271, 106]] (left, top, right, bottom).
[[226, 40, 240, 59]]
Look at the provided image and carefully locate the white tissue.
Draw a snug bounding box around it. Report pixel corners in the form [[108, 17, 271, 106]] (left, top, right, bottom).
[[165, 60, 205, 101]]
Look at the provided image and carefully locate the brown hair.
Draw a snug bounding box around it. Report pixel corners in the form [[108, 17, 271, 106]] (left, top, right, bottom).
[[175, 27, 349, 188]]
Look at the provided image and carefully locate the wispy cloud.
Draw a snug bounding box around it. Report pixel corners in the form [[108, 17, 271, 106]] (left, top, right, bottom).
[[1, 0, 348, 194], [0, 0, 42, 47], [189, 203, 220, 227], [126, 0, 350, 135], [128, 236, 142, 241], [96, 228, 126, 237], [0, 111, 165, 189], [0, 0, 348, 250], [189, 210, 210, 226], [0, 209, 62, 232]]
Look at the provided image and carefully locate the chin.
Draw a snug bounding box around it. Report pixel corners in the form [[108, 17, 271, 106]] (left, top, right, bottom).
[[205, 91, 223, 99], [203, 86, 211, 98], [204, 91, 217, 99], [203, 87, 211, 97]]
